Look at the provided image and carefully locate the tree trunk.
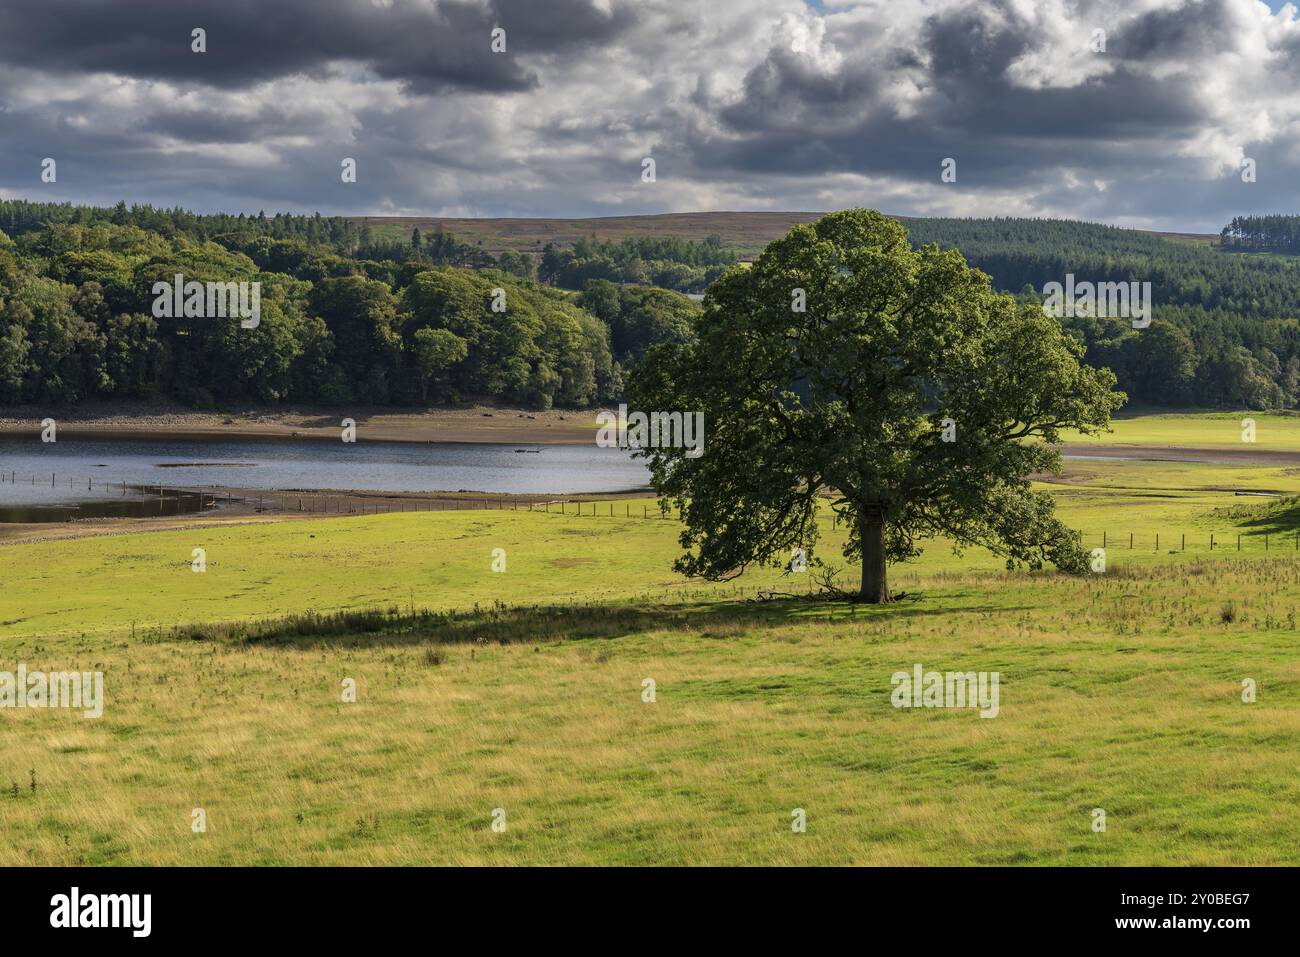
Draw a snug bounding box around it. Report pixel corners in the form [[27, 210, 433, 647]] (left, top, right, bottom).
[[858, 506, 890, 603]]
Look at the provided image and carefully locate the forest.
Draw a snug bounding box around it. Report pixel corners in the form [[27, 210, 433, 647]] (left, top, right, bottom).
[[6, 200, 1300, 410], [540, 235, 736, 293], [0, 200, 702, 409], [1220, 215, 1300, 254], [904, 216, 1300, 409]]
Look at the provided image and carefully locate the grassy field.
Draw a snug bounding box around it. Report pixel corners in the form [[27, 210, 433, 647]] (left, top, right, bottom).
[[1060, 408, 1300, 450], [2, 418, 1300, 865]]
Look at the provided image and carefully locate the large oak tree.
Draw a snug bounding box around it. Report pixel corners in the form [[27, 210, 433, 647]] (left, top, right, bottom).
[[626, 209, 1126, 602]]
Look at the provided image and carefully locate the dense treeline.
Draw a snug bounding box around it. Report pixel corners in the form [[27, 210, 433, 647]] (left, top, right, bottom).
[[903, 216, 1300, 409], [12, 199, 1300, 411], [1, 199, 370, 250], [541, 235, 736, 293], [576, 279, 700, 367], [0, 200, 736, 292], [0, 204, 702, 409], [1220, 215, 1300, 254]]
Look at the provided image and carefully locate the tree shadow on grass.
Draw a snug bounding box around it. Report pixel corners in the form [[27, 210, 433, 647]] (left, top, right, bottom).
[[1232, 496, 1300, 538], [169, 593, 1040, 651]]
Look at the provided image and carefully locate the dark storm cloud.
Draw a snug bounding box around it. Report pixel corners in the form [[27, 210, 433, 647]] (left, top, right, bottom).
[[139, 106, 334, 144], [919, 4, 1033, 92], [0, 0, 1297, 231], [693, 0, 1219, 194], [1110, 0, 1238, 61], [0, 0, 633, 93]]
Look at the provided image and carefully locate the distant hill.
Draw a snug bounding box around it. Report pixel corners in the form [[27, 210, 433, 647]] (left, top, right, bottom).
[[356, 211, 829, 259], [355, 211, 1221, 259]]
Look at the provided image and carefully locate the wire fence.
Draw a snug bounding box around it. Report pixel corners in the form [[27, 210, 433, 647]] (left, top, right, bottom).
[[2, 470, 1299, 553], [0, 469, 681, 518]]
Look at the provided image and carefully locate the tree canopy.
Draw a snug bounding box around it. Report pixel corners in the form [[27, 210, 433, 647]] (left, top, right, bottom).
[[627, 209, 1126, 602]]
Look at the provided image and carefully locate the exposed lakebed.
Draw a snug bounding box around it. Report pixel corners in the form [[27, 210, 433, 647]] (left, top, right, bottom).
[[0, 435, 651, 519]]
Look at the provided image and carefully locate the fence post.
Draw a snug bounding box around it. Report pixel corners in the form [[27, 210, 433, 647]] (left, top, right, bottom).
[[1155, 532, 1159, 551], [1211, 534, 1215, 550]]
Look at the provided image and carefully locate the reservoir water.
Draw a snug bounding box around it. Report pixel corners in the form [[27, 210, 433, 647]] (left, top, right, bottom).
[[0, 436, 652, 511]]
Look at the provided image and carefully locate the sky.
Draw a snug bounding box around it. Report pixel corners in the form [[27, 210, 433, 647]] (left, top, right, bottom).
[[1, 0, 1299, 232]]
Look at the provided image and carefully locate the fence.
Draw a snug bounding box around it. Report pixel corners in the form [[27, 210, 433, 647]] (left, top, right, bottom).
[[2, 470, 1299, 552], [0, 469, 682, 519]]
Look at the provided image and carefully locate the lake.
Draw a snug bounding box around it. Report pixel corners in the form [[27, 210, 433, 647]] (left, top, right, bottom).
[[0, 436, 652, 511]]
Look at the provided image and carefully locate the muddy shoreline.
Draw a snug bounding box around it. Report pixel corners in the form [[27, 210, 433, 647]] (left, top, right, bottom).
[[0, 402, 600, 446], [0, 482, 656, 544], [1056, 443, 1300, 466]]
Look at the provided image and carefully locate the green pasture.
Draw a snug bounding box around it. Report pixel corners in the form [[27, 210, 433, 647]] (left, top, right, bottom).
[[2, 416, 1300, 864], [1060, 408, 1300, 450]]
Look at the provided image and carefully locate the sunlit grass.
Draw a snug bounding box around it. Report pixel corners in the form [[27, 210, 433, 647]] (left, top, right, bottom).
[[1059, 408, 1300, 449], [2, 558, 1298, 865], [3, 418, 1300, 864]]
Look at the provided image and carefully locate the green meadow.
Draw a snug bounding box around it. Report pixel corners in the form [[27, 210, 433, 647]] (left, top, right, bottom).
[[1060, 408, 1300, 450], [2, 416, 1300, 865]]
